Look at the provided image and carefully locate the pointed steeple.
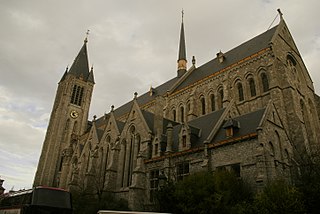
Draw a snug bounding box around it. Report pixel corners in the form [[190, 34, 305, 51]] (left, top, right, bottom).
[[68, 39, 90, 81], [88, 66, 95, 83], [59, 66, 69, 83], [177, 10, 187, 77]]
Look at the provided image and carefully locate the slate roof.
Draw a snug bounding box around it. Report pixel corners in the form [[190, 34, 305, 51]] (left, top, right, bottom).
[[113, 76, 180, 118], [68, 41, 93, 83], [173, 25, 278, 92], [110, 25, 278, 120], [92, 23, 278, 136], [188, 108, 226, 145], [96, 128, 104, 142], [169, 107, 266, 152], [213, 108, 266, 144], [141, 109, 179, 134]]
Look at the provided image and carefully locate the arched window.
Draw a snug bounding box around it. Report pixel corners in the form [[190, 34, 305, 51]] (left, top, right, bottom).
[[237, 82, 244, 101], [248, 78, 256, 97], [121, 140, 127, 187], [101, 136, 111, 174], [71, 84, 84, 106], [287, 55, 297, 69], [261, 73, 269, 92], [210, 94, 215, 112], [200, 96, 206, 115], [186, 100, 191, 113], [180, 106, 184, 123], [172, 109, 176, 122], [218, 88, 223, 109], [269, 142, 275, 156]]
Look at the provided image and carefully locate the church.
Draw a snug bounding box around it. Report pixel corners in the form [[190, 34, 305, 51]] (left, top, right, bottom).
[[34, 10, 320, 210]]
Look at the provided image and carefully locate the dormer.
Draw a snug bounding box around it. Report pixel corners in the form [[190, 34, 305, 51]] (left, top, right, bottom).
[[149, 86, 156, 96], [216, 51, 225, 63], [223, 118, 240, 137]]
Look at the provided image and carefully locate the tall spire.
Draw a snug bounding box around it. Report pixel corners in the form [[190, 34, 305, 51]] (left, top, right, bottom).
[[68, 34, 91, 81], [177, 9, 187, 77]]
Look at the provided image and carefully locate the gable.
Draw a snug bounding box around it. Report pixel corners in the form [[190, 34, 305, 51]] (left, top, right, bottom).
[[213, 108, 266, 144]]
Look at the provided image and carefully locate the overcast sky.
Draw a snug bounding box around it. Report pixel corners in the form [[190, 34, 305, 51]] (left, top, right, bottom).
[[0, 0, 319, 191]]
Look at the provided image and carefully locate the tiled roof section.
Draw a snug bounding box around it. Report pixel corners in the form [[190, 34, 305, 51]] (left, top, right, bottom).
[[171, 108, 225, 151], [188, 108, 226, 145], [116, 120, 125, 133], [174, 25, 278, 92], [113, 76, 180, 118], [96, 128, 104, 142], [87, 68, 95, 84], [69, 41, 90, 81], [59, 68, 68, 83], [141, 110, 154, 132], [141, 109, 179, 134], [213, 108, 266, 144], [95, 115, 109, 128]]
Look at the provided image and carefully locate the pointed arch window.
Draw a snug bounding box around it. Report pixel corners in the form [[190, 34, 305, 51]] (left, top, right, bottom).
[[172, 109, 176, 122], [180, 106, 184, 123], [210, 94, 215, 112], [121, 140, 127, 187], [186, 100, 191, 113], [200, 96, 206, 115], [218, 88, 223, 109], [71, 84, 84, 106], [261, 73, 269, 92], [237, 82, 244, 101], [248, 78, 256, 97], [269, 142, 275, 156], [287, 55, 297, 71]]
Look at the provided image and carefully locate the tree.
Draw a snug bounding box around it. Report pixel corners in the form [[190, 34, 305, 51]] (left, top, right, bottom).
[[156, 170, 253, 214], [252, 180, 305, 214], [70, 172, 130, 214]]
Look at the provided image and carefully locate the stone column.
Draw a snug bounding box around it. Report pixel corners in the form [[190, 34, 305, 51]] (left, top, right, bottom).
[[104, 140, 120, 192], [129, 152, 146, 211]]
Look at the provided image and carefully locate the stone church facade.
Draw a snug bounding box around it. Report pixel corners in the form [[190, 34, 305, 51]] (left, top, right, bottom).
[[34, 11, 320, 210]]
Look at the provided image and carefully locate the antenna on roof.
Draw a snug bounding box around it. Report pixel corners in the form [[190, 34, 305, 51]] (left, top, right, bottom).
[[267, 9, 282, 30]]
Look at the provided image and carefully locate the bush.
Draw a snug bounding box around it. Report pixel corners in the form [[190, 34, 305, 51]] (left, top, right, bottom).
[[252, 180, 305, 214], [156, 171, 253, 214]]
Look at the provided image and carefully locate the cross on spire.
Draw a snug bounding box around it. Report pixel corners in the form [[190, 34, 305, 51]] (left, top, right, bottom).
[[84, 29, 90, 43], [181, 9, 184, 23]]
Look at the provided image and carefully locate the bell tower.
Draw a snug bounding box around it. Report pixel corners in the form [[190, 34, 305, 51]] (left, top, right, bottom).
[[34, 37, 95, 187]]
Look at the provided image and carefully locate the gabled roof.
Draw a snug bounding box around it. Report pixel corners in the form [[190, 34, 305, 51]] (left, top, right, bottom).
[[113, 76, 179, 118], [213, 108, 266, 144], [170, 107, 266, 152], [172, 25, 278, 92], [110, 25, 278, 119], [188, 108, 226, 145]]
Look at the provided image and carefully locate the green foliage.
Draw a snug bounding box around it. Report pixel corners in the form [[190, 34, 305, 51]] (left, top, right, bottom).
[[297, 157, 320, 214], [156, 171, 253, 214], [252, 180, 305, 214]]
